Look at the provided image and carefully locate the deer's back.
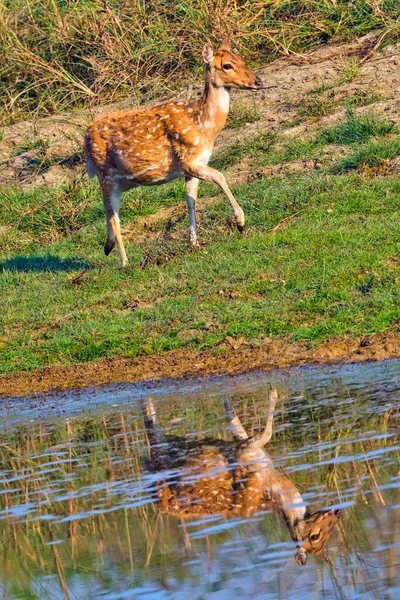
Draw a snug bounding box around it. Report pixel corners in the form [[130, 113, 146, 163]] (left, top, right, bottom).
[[148, 437, 279, 517], [85, 101, 212, 186], [84, 108, 176, 184]]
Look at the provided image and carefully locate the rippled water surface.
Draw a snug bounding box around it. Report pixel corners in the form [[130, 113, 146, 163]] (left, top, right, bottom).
[[0, 360, 399, 599]]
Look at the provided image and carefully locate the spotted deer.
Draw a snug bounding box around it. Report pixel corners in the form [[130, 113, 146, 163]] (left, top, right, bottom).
[[143, 390, 341, 566], [84, 38, 262, 266]]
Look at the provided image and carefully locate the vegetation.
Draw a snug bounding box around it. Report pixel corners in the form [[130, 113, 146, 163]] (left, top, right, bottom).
[[335, 136, 400, 171], [1, 162, 400, 374], [1, 0, 399, 124], [1, 3, 400, 379], [318, 110, 397, 145]]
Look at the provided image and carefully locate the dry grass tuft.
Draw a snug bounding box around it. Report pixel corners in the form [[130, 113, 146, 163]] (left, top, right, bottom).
[[0, 1, 399, 125]]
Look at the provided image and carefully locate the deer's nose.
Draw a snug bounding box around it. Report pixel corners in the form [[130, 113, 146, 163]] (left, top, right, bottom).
[[254, 77, 263, 89]]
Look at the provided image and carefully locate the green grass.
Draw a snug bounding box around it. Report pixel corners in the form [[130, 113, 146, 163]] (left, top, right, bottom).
[[318, 110, 396, 145], [334, 136, 400, 171], [342, 89, 382, 109], [1, 0, 399, 125], [1, 171, 400, 375], [296, 95, 337, 119], [211, 133, 322, 172], [226, 99, 261, 129], [12, 138, 50, 156], [211, 132, 277, 170]]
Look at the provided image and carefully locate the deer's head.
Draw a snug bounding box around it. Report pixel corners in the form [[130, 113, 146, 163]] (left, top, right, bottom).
[[293, 508, 341, 565], [202, 37, 263, 91]]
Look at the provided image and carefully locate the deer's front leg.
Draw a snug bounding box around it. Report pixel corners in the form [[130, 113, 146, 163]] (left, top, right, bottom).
[[185, 176, 199, 246], [188, 165, 245, 232]]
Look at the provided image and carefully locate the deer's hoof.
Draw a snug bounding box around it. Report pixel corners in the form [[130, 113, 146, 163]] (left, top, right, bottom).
[[104, 240, 116, 256], [237, 223, 245, 234]]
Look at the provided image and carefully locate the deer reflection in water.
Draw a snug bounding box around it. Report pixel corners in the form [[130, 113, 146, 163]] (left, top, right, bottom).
[[143, 390, 341, 565]]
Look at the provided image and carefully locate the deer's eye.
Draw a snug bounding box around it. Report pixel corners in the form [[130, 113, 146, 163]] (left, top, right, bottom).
[[310, 533, 320, 542], [223, 63, 233, 70]]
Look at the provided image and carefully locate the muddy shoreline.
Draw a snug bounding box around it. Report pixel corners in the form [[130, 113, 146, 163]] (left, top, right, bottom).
[[1, 332, 399, 399]]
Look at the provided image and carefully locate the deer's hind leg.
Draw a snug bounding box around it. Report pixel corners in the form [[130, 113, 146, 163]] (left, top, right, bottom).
[[185, 176, 199, 246], [223, 397, 248, 441], [251, 389, 278, 449], [101, 180, 129, 267], [142, 398, 168, 472]]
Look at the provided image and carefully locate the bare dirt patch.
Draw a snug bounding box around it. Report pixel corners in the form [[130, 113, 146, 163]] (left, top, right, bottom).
[[1, 332, 399, 399]]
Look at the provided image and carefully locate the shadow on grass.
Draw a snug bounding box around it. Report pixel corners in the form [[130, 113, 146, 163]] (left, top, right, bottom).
[[0, 255, 90, 273]]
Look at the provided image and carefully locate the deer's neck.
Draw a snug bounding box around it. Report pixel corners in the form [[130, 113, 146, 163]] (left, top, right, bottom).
[[197, 67, 230, 139], [276, 488, 308, 540], [240, 448, 307, 540]]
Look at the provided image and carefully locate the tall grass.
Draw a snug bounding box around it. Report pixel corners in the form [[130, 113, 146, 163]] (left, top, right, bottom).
[[1, 0, 399, 125]]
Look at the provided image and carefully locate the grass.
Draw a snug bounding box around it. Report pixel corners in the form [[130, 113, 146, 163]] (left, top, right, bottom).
[[12, 138, 50, 156], [2, 103, 400, 376], [211, 132, 277, 170], [1, 170, 400, 375], [334, 136, 400, 171], [318, 110, 396, 144], [342, 89, 382, 108], [1, 1, 399, 125], [226, 99, 261, 129], [211, 133, 323, 172], [296, 95, 337, 120]]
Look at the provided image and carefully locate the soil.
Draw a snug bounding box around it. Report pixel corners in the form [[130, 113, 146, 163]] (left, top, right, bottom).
[[1, 332, 399, 399]]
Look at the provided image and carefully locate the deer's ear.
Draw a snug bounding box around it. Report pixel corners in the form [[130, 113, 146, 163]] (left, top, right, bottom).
[[220, 36, 231, 51], [202, 43, 214, 64]]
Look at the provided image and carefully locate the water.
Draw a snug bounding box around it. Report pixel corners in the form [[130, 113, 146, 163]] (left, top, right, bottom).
[[0, 360, 399, 599]]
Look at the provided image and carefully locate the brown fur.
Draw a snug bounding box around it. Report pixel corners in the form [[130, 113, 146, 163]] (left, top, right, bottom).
[[143, 393, 341, 565], [84, 38, 262, 266]]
